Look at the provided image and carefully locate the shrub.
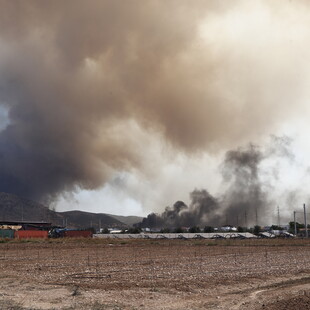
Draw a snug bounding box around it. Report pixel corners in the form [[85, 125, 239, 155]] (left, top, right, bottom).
[[173, 227, 184, 233], [203, 226, 214, 233], [189, 226, 201, 233]]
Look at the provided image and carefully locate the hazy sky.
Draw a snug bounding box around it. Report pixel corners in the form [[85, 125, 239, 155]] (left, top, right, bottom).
[[1, 1, 310, 222]]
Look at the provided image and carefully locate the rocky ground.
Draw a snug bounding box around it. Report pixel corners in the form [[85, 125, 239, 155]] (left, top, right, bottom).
[[0, 238, 309, 309]]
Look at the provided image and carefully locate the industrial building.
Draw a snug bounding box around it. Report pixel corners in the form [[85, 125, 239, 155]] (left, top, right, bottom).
[[0, 221, 93, 239]]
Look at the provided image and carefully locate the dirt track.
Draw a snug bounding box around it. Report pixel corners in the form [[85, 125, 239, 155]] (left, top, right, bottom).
[[0, 239, 309, 309]]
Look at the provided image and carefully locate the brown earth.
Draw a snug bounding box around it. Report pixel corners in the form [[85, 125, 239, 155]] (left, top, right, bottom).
[[0, 238, 309, 309]]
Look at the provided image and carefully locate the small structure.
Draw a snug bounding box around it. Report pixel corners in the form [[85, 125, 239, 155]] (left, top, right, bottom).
[[15, 230, 48, 239], [0, 221, 52, 239], [49, 227, 93, 238], [259, 232, 276, 238], [0, 221, 52, 231]]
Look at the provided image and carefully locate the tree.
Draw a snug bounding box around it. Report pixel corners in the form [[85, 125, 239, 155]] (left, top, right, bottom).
[[127, 227, 142, 234], [270, 225, 283, 231], [173, 227, 184, 233], [102, 228, 110, 234], [189, 226, 201, 233], [203, 226, 214, 233], [253, 225, 260, 235], [237, 226, 244, 232], [288, 221, 304, 234]]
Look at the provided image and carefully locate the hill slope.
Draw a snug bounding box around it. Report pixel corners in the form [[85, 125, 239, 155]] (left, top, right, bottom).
[[107, 214, 143, 226], [59, 210, 126, 229], [0, 192, 133, 229]]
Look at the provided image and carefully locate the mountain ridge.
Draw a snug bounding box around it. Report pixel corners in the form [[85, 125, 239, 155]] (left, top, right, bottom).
[[0, 192, 140, 229]]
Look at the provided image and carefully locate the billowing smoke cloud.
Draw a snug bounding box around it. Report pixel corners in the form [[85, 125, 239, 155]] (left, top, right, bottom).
[[0, 1, 310, 205], [140, 137, 294, 228], [140, 190, 219, 228]]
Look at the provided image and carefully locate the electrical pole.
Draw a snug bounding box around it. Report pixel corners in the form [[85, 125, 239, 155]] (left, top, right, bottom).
[[294, 211, 297, 236], [255, 207, 258, 226], [304, 204, 308, 238], [277, 206, 280, 227]]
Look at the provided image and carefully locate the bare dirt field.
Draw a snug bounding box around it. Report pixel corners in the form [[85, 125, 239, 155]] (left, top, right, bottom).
[[0, 238, 309, 309]]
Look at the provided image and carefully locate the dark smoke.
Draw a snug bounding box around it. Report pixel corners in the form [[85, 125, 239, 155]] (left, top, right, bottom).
[[140, 189, 220, 228], [221, 144, 268, 227], [140, 139, 293, 228], [140, 201, 187, 229]]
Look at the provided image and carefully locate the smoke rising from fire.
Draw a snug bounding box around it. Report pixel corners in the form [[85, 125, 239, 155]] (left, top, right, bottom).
[[140, 138, 294, 228], [0, 1, 310, 209]]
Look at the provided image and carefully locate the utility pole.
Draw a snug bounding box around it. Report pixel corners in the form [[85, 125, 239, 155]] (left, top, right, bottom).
[[304, 204, 308, 238], [244, 211, 247, 229], [294, 211, 297, 236], [277, 206, 280, 227], [255, 207, 258, 226]]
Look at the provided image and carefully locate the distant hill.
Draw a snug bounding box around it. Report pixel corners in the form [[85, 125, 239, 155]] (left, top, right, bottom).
[[107, 214, 143, 226], [59, 210, 126, 230], [0, 192, 136, 229], [0, 192, 56, 223]]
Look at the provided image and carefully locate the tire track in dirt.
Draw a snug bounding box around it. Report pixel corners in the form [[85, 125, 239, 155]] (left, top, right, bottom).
[[228, 275, 310, 310]]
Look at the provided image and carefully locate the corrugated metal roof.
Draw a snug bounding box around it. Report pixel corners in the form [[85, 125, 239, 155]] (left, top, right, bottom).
[[259, 232, 276, 238], [0, 221, 51, 225], [93, 232, 258, 239]]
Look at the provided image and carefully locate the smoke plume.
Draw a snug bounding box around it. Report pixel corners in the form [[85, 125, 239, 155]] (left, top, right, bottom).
[[140, 190, 219, 228], [221, 144, 267, 227], [0, 1, 309, 206], [140, 138, 294, 228]]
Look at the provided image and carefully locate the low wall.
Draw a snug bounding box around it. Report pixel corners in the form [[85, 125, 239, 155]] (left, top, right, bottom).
[[0, 229, 15, 239], [63, 230, 93, 238], [15, 230, 48, 239]]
